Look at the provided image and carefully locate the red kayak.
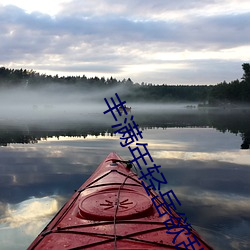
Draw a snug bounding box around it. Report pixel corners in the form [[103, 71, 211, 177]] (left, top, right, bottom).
[[28, 152, 213, 249]]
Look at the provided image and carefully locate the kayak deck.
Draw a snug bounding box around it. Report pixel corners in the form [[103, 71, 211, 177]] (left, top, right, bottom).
[[28, 152, 213, 249]]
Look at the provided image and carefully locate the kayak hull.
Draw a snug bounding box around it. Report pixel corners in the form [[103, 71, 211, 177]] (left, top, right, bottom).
[[28, 152, 213, 249]]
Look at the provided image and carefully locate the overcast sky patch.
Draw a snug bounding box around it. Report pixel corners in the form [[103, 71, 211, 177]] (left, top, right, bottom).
[[0, 1, 250, 84]]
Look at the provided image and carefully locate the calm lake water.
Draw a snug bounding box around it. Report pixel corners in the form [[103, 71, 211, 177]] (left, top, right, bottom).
[[0, 104, 250, 250]]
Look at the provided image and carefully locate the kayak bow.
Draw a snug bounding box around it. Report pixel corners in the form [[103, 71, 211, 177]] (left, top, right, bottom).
[[28, 152, 213, 249]]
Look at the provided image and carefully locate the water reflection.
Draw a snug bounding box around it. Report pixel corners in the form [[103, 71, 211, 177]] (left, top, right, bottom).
[[0, 108, 250, 149], [0, 196, 62, 250], [1, 196, 59, 228], [0, 108, 250, 249]]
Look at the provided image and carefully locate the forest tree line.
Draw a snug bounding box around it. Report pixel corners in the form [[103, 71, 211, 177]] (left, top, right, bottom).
[[0, 63, 250, 104]]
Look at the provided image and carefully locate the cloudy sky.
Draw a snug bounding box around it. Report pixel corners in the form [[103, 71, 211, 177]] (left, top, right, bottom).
[[0, 0, 250, 85]]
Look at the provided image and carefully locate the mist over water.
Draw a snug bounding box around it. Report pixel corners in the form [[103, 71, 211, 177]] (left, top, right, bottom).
[[0, 85, 104, 122], [0, 84, 250, 249], [1, 84, 250, 149], [0, 84, 198, 126]]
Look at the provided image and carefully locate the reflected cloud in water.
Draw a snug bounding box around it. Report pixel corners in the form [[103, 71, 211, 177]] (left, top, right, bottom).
[[145, 127, 243, 151], [170, 186, 250, 250], [0, 196, 59, 228], [0, 196, 62, 250], [0, 126, 249, 249], [154, 150, 250, 166]]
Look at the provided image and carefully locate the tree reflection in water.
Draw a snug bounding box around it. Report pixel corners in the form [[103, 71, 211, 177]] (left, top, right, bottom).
[[0, 108, 250, 149]]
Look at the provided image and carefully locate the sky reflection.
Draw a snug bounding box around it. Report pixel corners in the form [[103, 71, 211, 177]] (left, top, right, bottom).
[[154, 150, 250, 166], [0, 196, 62, 250], [0, 127, 249, 249]]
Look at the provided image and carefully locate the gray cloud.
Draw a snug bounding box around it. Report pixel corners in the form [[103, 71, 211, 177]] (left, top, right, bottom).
[[0, 1, 249, 84], [59, 0, 217, 18], [185, 13, 250, 49], [1, 4, 249, 48], [41, 64, 121, 74]]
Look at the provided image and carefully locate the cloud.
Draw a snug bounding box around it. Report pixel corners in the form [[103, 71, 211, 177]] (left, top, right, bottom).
[[0, 196, 59, 228], [58, 0, 242, 19], [0, 1, 250, 84], [0, 196, 62, 249], [3, 5, 248, 49]]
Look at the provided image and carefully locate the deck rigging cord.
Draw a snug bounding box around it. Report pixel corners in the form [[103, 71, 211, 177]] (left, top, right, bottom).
[[112, 160, 137, 250], [111, 159, 212, 250], [29, 157, 213, 250]]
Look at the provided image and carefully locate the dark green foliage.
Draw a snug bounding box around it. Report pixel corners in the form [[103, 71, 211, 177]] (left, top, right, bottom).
[[242, 63, 250, 82], [0, 63, 250, 104], [209, 63, 250, 104]]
